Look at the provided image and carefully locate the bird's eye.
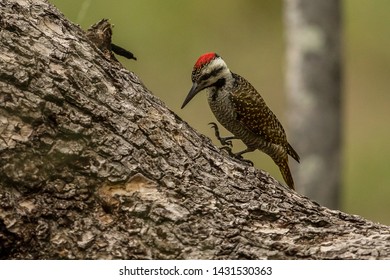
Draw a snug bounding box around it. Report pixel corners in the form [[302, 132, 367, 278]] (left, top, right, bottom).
[[199, 67, 223, 82]]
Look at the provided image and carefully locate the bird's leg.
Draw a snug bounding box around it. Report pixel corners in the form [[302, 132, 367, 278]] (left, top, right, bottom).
[[234, 147, 254, 158], [208, 122, 254, 165], [233, 147, 255, 166], [209, 122, 236, 147]]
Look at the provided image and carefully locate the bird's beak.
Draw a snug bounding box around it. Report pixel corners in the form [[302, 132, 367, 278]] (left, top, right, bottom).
[[181, 82, 201, 109]]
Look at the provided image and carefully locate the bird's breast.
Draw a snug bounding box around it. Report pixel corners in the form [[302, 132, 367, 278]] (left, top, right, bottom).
[[207, 88, 236, 129], [206, 87, 271, 152], [207, 87, 254, 144]]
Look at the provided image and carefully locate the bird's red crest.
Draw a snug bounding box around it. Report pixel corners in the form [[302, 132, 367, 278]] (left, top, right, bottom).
[[194, 52, 218, 69]]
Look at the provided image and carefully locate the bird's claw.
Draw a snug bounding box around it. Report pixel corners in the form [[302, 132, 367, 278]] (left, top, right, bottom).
[[220, 145, 234, 155], [221, 139, 233, 147], [208, 122, 252, 165], [237, 157, 254, 166], [208, 122, 233, 147]]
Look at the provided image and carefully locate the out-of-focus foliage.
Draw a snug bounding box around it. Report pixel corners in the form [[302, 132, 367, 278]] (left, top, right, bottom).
[[49, 0, 390, 225]]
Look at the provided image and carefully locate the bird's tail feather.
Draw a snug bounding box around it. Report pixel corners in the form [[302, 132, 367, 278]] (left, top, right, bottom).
[[277, 159, 295, 190], [287, 143, 300, 163]]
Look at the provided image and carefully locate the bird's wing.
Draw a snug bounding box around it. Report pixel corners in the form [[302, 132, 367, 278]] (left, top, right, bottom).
[[229, 73, 288, 146]]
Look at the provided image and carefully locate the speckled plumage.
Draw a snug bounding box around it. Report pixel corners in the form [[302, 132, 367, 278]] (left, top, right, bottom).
[[182, 53, 299, 189]]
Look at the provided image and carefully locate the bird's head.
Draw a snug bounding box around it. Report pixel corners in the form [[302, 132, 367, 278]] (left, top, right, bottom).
[[181, 52, 230, 109]]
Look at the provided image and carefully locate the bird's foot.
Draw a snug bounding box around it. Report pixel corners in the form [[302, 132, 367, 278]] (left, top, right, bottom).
[[233, 149, 254, 166], [233, 154, 254, 166], [208, 122, 254, 166], [219, 147, 254, 166], [219, 145, 234, 155], [209, 122, 236, 147]]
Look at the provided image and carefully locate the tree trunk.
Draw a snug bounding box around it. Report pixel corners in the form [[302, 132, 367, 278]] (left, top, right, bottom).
[[284, 0, 343, 209], [1, 0, 389, 260]]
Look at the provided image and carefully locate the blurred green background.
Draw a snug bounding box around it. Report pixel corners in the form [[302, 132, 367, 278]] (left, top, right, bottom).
[[49, 0, 390, 225]]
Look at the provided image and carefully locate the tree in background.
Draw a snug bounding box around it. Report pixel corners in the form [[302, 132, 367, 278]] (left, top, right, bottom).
[[284, 0, 343, 209]]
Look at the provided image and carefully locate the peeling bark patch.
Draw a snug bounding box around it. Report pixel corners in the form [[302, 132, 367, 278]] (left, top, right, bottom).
[[97, 174, 189, 223], [19, 199, 36, 214], [0, 115, 33, 149], [77, 231, 95, 249], [97, 173, 157, 210], [102, 173, 157, 198]]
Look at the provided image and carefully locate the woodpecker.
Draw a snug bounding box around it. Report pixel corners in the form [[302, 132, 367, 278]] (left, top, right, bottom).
[[181, 52, 300, 189]]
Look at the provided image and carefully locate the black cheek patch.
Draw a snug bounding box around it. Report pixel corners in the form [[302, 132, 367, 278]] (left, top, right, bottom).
[[199, 67, 223, 82]]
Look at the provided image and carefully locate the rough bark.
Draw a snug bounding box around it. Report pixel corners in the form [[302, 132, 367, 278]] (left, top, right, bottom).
[[284, 0, 343, 209], [0, 0, 389, 260]]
